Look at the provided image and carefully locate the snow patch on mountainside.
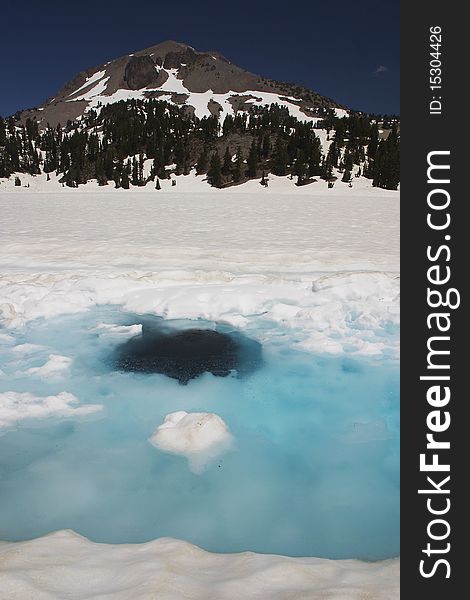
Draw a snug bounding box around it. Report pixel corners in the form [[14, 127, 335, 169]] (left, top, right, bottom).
[[243, 90, 321, 122], [335, 108, 349, 118], [68, 70, 107, 98], [63, 65, 324, 122], [69, 76, 110, 102], [158, 68, 190, 94]]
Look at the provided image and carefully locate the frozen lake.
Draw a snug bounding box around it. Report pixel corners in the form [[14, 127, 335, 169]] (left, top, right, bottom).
[[0, 186, 400, 598], [0, 306, 399, 559]]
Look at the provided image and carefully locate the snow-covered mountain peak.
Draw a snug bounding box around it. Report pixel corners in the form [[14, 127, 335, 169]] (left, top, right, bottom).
[[18, 40, 345, 127]]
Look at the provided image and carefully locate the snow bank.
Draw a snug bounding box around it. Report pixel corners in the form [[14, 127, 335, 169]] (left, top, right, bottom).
[[149, 411, 234, 473], [0, 391, 102, 430], [0, 530, 399, 600], [0, 272, 399, 358]]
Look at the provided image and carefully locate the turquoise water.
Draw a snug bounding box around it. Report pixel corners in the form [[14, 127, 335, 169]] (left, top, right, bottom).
[[0, 307, 399, 559]]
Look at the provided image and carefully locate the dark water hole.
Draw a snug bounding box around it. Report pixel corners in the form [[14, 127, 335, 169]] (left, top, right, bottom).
[[113, 322, 262, 383]]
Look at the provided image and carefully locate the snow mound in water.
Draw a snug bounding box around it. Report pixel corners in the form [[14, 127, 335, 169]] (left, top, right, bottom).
[[95, 323, 143, 338], [149, 411, 234, 473]]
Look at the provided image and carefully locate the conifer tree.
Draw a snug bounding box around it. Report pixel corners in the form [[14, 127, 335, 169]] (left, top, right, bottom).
[[221, 147, 232, 177], [371, 125, 399, 190], [131, 156, 138, 186], [367, 124, 379, 159], [222, 114, 234, 136], [121, 161, 130, 189], [293, 150, 307, 186], [138, 153, 145, 185], [196, 148, 209, 175], [272, 137, 288, 176], [232, 147, 244, 183], [207, 152, 222, 187], [262, 134, 271, 158], [174, 140, 186, 175], [246, 140, 259, 178]]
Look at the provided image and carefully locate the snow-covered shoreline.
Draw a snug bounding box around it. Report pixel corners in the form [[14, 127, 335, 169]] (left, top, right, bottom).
[[0, 530, 399, 600], [0, 184, 400, 598]]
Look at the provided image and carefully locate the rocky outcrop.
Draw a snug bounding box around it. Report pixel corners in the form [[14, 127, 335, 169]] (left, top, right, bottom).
[[124, 55, 160, 90]]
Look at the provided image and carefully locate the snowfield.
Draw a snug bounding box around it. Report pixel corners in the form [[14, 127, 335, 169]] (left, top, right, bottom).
[[0, 176, 399, 599], [0, 176, 399, 357], [0, 175, 398, 274]]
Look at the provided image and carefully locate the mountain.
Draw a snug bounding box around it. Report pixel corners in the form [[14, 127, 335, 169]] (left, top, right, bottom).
[[1, 41, 400, 191], [18, 40, 345, 128]]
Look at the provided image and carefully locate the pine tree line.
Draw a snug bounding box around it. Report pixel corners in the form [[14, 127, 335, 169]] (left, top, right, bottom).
[[0, 100, 400, 190]]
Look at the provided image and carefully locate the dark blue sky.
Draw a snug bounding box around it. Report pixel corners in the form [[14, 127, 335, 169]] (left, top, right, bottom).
[[0, 0, 399, 117]]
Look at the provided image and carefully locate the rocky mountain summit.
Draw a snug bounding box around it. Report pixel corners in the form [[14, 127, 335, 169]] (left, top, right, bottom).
[[19, 40, 344, 128]]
